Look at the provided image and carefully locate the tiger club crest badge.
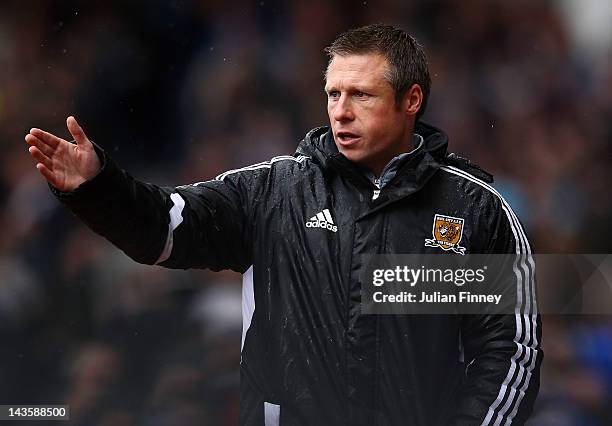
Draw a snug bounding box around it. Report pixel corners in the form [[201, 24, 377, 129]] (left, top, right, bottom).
[[424, 214, 467, 255]]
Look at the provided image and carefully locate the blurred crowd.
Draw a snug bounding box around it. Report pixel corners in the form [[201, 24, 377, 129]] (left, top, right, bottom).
[[1, 0, 612, 424]]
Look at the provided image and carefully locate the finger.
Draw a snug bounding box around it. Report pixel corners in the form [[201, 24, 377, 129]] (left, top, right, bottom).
[[66, 116, 90, 147], [36, 163, 59, 187], [28, 146, 54, 170], [29, 128, 63, 148], [25, 134, 55, 157]]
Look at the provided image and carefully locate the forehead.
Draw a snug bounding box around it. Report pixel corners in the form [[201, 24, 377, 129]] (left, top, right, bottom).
[[325, 53, 390, 89]]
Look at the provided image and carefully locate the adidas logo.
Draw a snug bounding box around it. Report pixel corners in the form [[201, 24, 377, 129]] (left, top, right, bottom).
[[305, 209, 338, 233]]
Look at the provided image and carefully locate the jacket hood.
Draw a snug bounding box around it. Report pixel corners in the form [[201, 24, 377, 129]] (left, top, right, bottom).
[[295, 121, 493, 185], [295, 121, 449, 168]]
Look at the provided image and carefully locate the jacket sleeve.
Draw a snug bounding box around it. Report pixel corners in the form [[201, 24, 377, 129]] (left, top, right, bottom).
[[51, 143, 257, 273], [451, 200, 543, 426]]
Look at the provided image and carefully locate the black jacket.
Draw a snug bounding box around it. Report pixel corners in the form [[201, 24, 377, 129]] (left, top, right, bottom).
[[52, 122, 542, 425]]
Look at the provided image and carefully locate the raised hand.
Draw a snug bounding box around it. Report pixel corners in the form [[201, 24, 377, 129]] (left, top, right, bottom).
[[25, 116, 101, 192]]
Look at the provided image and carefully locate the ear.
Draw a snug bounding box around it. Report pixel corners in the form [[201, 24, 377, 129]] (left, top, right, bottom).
[[402, 84, 423, 118]]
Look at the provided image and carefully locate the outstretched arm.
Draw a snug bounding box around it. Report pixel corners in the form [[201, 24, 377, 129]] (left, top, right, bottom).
[[25, 117, 254, 273]]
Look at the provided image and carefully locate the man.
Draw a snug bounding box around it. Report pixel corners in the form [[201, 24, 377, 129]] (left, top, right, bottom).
[[25, 24, 541, 425]]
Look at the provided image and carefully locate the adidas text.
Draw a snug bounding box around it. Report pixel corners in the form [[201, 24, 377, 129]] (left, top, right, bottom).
[[305, 209, 338, 233], [306, 220, 338, 232]]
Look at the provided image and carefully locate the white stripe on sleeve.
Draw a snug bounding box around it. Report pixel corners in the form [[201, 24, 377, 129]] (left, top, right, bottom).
[[241, 265, 255, 355], [264, 402, 280, 426], [440, 166, 538, 426], [155, 192, 185, 264]]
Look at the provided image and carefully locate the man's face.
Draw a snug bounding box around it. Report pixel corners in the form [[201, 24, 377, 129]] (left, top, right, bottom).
[[325, 53, 413, 175]]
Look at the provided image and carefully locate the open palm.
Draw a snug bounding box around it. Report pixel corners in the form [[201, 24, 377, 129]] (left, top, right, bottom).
[[25, 116, 101, 192]]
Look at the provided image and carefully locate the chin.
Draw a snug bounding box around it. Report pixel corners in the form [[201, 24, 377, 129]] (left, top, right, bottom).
[[339, 149, 368, 166]]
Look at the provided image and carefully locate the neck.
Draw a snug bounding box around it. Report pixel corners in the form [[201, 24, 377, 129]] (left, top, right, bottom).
[[369, 128, 416, 177]]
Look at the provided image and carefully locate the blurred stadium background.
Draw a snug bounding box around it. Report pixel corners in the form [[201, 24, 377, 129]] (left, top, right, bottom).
[[1, 0, 612, 424]]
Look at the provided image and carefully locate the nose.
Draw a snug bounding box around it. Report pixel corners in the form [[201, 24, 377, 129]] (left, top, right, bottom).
[[331, 94, 355, 122]]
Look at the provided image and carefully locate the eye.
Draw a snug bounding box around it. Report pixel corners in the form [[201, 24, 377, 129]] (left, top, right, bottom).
[[328, 90, 340, 99], [354, 91, 369, 98]]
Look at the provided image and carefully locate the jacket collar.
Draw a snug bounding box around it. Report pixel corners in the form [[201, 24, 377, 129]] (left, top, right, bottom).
[[296, 121, 449, 197]]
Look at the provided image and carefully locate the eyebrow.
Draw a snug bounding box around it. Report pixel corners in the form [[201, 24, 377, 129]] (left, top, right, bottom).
[[324, 85, 374, 94]]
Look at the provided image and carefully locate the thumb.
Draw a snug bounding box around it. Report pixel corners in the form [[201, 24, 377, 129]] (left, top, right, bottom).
[[66, 116, 90, 147]]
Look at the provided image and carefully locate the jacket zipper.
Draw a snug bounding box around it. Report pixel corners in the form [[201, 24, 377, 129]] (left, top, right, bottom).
[[372, 178, 381, 201]]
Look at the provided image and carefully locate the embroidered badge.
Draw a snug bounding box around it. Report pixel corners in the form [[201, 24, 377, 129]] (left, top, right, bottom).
[[424, 214, 466, 255]]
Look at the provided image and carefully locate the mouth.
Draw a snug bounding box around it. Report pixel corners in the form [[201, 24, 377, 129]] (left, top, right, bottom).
[[336, 131, 361, 146]]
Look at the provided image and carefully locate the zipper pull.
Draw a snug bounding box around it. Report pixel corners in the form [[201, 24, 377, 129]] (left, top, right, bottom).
[[372, 178, 381, 200]]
